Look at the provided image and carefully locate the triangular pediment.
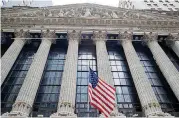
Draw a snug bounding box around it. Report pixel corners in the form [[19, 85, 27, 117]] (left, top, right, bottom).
[[2, 3, 178, 21]]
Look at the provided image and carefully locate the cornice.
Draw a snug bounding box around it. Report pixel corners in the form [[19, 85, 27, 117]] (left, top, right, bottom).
[[2, 16, 179, 29]]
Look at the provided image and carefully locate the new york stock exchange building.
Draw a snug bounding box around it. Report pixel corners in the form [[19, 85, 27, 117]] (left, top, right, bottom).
[[1, 3, 179, 118]]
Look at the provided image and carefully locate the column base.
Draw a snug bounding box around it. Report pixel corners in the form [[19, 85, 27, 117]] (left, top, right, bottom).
[[147, 111, 173, 118], [99, 108, 126, 118], [148, 116, 174, 118], [2, 111, 28, 117], [99, 115, 126, 118], [51, 101, 77, 118], [50, 112, 77, 118], [50, 112, 77, 117], [2, 102, 31, 117]]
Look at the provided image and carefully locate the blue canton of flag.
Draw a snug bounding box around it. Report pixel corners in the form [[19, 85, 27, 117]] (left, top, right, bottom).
[[89, 68, 98, 88]]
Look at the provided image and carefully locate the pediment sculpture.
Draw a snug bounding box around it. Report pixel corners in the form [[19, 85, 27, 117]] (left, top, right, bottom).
[[2, 3, 177, 21]]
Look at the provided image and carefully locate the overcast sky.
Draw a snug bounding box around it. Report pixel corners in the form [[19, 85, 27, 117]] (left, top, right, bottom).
[[52, 0, 119, 7]]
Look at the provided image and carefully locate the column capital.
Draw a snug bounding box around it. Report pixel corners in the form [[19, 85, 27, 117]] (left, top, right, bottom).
[[167, 33, 179, 41], [143, 32, 158, 43], [41, 29, 57, 43], [67, 30, 81, 42], [14, 29, 30, 39], [93, 30, 107, 42], [119, 31, 133, 44]]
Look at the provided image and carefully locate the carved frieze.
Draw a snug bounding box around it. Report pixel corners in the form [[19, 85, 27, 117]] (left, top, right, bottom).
[[2, 16, 179, 30], [2, 3, 178, 21]]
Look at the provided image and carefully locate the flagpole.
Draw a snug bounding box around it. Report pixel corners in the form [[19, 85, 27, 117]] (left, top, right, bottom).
[[87, 60, 90, 118]]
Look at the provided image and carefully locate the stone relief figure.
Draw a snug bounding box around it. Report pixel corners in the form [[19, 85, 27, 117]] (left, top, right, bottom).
[[103, 10, 111, 18], [42, 8, 49, 16], [63, 9, 70, 17], [48, 11, 53, 17], [76, 8, 82, 17], [35, 10, 44, 16], [83, 8, 92, 17], [111, 11, 118, 18], [122, 11, 129, 18], [94, 13, 101, 18], [58, 9, 64, 17], [133, 13, 140, 19], [69, 9, 75, 17]]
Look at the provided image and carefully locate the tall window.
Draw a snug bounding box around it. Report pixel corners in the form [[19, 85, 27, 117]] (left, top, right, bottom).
[[32, 40, 67, 117], [75, 43, 99, 117], [133, 42, 179, 114], [1, 41, 39, 114], [107, 41, 141, 117], [1, 32, 14, 57]]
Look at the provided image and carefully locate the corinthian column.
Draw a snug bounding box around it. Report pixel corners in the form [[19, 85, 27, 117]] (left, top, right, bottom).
[[144, 32, 179, 101], [119, 31, 166, 117], [93, 31, 124, 117], [2, 29, 56, 117], [1, 29, 29, 86], [51, 30, 81, 117], [166, 33, 179, 58]]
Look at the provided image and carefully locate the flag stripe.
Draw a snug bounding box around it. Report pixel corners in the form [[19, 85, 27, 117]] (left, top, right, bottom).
[[90, 101, 108, 118], [94, 86, 115, 105], [97, 83, 115, 100], [88, 68, 116, 118], [88, 85, 92, 101], [92, 88, 114, 111], [99, 79, 116, 93], [91, 94, 111, 114]]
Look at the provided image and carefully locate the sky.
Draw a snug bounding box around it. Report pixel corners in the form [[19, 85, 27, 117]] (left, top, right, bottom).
[[52, 0, 119, 7]]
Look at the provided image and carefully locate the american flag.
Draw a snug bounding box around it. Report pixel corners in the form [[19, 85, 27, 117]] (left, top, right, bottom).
[[88, 68, 116, 118]]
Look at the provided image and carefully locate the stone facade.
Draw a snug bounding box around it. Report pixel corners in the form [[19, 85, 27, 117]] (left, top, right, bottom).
[[1, 3, 179, 118]]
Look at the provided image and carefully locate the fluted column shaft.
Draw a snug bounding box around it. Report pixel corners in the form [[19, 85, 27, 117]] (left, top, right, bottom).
[[170, 41, 179, 58], [95, 40, 113, 85], [93, 31, 123, 117], [9, 38, 52, 116], [53, 30, 80, 117], [1, 39, 26, 85], [122, 40, 163, 116], [167, 33, 179, 58], [147, 40, 179, 100], [120, 31, 164, 117]]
